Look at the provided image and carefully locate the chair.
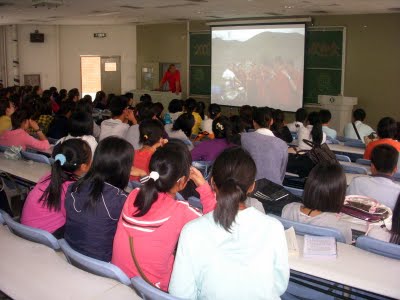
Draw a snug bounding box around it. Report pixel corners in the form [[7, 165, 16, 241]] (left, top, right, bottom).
[[341, 164, 368, 175], [21, 151, 53, 165], [0, 145, 10, 152], [58, 239, 131, 285], [268, 214, 346, 243], [131, 276, 182, 300], [188, 196, 202, 210], [47, 137, 59, 145], [355, 158, 371, 166], [128, 180, 142, 189], [393, 171, 400, 182], [356, 236, 400, 260], [283, 186, 304, 198], [0, 209, 5, 225], [335, 154, 351, 162], [344, 140, 366, 149], [192, 161, 213, 181], [175, 193, 185, 201], [1, 210, 60, 250]]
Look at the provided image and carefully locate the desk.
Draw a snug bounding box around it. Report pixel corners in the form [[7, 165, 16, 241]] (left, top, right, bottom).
[[0, 153, 50, 183], [328, 143, 365, 156], [289, 235, 400, 299]]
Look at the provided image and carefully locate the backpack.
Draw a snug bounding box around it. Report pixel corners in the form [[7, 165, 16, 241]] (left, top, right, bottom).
[[302, 139, 338, 165]]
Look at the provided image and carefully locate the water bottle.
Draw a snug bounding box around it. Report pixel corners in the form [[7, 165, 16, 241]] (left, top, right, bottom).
[[164, 112, 172, 124]]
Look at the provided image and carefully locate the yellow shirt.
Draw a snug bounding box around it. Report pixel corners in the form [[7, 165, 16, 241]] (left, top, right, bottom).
[[192, 112, 203, 135], [0, 115, 11, 135]]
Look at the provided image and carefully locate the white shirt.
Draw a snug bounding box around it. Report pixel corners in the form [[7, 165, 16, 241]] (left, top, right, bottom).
[[297, 125, 327, 150], [56, 134, 97, 158], [322, 125, 337, 139], [344, 120, 374, 142], [164, 124, 193, 150], [99, 118, 129, 141], [125, 124, 141, 150], [256, 128, 275, 137], [169, 207, 289, 300], [169, 112, 183, 123], [201, 117, 213, 134], [346, 175, 400, 210], [287, 121, 304, 133]]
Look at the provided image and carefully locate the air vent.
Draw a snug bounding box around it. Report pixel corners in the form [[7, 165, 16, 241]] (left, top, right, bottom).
[[310, 10, 329, 14], [264, 12, 283, 16], [47, 16, 62, 19], [0, 2, 13, 7], [388, 7, 400, 11], [173, 18, 188, 21], [120, 5, 144, 9], [155, 3, 196, 8], [206, 15, 223, 19]]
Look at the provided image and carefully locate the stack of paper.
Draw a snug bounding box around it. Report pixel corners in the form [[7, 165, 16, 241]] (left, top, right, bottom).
[[303, 235, 337, 258], [285, 227, 299, 255]]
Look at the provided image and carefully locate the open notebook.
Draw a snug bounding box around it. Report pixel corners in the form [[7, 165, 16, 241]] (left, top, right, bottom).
[[303, 235, 337, 258]]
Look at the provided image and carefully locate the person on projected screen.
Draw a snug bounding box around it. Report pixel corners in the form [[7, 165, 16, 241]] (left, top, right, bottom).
[[270, 57, 298, 107], [158, 64, 181, 95], [221, 65, 244, 102]]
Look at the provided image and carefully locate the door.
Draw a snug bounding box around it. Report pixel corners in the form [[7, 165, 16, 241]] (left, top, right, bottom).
[[101, 56, 121, 95]]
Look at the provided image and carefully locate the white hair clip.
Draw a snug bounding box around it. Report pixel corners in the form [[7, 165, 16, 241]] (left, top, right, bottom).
[[216, 122, 224, 131], [140, 171, 160, 184]]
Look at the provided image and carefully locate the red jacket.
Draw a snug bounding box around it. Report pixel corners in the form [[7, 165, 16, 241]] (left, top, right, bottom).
[[111, 183, 215, 291]]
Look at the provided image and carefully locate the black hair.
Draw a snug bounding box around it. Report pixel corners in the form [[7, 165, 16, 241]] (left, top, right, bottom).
[[136, 102, 155, 122], [39, 139, 91, 211], [93, 90, 106, 105], [253, 107, 273, 129], [140, 94, 152, 103], [109, 96, 128, 117], [75, 98, 93, 114], [196, 101, 206, 120], [134, 140, 191, 217], [319, 109, 332, 124], [377, 117, 397, 139], [239, 105, 253, 123], [72, 137, 133, 209], [308, 111, 323, 145], [68, 112, 94, 137], [33, 97, 52, 119], [139, 119, 164, 146], [390, 194, 400, 244], [208, 103, 221, 120], [57, 100, 76, 116], [173, 113, 195, 137], [353, 108, 366, 122], [125, 92, 133, 99], [151, 102, 164, 119], [295, 108, 307, 122], [212, 116, 233, 141], [184, 98, 197, 114], [271, 109, 285, 130], [303, 163, 346, 213], [212, 147, 256, 232], [67, 88, 80, 102], [83, 94, 92, 103], [0, 99, 11, 116], [11, 109, 30, 129], [59, 89, 67, 99], [371, 144, 399, 174], [168, 99, 182, 113]]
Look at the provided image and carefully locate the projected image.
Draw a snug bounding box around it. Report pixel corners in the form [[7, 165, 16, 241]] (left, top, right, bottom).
[[211, 24, 305, 111]]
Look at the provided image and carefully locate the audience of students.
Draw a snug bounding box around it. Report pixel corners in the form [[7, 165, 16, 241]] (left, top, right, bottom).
[[297, 111, 327, 150], [21, 139, 91, 238], [167, 99, 183, 123], [282, 163, 352, 244], [125, 101, 154, 149], [185, 98, 202, 135], [344, 108, 374, 142], [201, 103, 221, 138], [47, 100, 75, 139], [64, 137, 133, 262], [169, 147, 289, 299], [271, 109, 293, 143], [348, 144, 400, 210], [319, 109, 337, 140], [164, 112, 194, 149], [111, 140, 216, 291], [31, 97, 54, 135], [287, 107, 307, 133], [0, 99, 15, 135]]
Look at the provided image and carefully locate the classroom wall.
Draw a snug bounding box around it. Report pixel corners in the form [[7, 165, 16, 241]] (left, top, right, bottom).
[[17, 24, 137, 93]]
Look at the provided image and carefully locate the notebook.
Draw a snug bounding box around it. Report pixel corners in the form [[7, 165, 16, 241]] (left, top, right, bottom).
[[303, 235, 337, 259], [285, 227, 299, 255]]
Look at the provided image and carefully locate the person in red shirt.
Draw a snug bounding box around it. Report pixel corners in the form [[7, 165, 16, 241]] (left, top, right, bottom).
[[159, 64, 181, 94]]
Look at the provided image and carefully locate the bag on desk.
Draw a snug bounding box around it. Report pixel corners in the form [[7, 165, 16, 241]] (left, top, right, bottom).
[[342, 195, 391, 223], [302, 139, 338, 165]]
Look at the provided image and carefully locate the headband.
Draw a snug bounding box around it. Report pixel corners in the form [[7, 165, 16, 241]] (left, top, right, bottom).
[[54, 154, 66, 166]]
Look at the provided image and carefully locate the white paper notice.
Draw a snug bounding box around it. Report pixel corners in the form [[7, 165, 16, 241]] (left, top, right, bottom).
[[105, 62, 117, 72]]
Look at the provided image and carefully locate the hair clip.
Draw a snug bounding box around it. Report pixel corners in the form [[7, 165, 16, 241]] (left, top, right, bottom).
[[143, 134, 148, 140], [216, 123, 224, 131], [140, 171, 160, 184], [54, 154, 67, 166]]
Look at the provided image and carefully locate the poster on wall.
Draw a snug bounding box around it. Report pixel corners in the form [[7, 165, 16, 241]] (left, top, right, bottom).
[[24, 74, 41, 86]]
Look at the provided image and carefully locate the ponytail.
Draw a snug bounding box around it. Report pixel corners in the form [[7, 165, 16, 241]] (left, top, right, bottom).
[[308, 111, 323, 145], [389, 193, 400, 245], [213, 178, 246, 232], [133, 179, 158, 217]]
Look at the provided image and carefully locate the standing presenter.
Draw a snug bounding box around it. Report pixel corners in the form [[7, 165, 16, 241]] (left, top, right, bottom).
[[158, 64, 181, 95]]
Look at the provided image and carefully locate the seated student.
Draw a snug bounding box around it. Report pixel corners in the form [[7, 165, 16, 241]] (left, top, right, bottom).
[[319, 109, 337, 139], [0, 109, 50, 151], [287, 108, 307, 133], [31, 97, 54, 135], [282, 163, 352, 244], [47, 100, 75, 140], [21, 139, 91, 238], [347, 144, 400, 210], [367, 194, 400, 244], [271, 109, 293, 143], [99, 96, 137, 141], [239, 105, 254, 132], [151, 102, 164, 123], [241, 107, 288, 184], [185, 98, 202, 135], [111, 140, 216, 291], [297, 111, 327, 150], [201, 103, 221, 138], [125, 102, 154, 150], [56, 112, 97, 156], [344, 108, 374, 142], [164, 113, 194, 149], [93, 90, 107, 110], [130, 119, 167, 181], [75, 98, 101, 139], [169, 147, 289, 299], [364, 117, 400, 160], [64, 137, 133, 262], [191, 116, 235, 162], [167, 99, 183, 123], [0, 99, 15, 135]]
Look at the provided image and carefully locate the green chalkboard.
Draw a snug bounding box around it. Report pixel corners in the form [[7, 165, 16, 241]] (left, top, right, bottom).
[[303, 69, 342, 103], [190, 66, 211, 95], [190, 33, 211, 66]]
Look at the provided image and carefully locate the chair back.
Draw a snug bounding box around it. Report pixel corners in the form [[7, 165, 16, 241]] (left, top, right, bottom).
[[335, 154, 351, 162], [188, 196, 202, 210], [58, 239, 131, 285], [356, 236, 400, 260], [269, 214, 346, 243], [0, 209, 6, 225], [355, 158, 371, 166], [344, 140, 366, 149], [283, 186, 304, 198], [1, 210, 60, 250], [128, 181, 142, 190], [0, 145, 10, 153], [131, 277, 183, 300], [21, 151, 53, 165], [341, 164, 368, 175], [192, 161, 213, 180]]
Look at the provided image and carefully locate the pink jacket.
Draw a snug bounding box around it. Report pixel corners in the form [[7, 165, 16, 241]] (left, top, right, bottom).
[[0, 128, 50, 151], [111, 183, 216, 291], [21, 173, 74, 233]]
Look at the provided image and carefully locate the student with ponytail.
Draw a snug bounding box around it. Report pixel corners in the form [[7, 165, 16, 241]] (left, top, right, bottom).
[[21, 139, 91, 238], [112, 140, 216, 291], [169, 147, 289, 299], [298, 111, 327, 150]]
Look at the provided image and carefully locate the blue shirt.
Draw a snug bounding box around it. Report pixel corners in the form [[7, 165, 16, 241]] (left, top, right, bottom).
[[322, 125, 337, 139]]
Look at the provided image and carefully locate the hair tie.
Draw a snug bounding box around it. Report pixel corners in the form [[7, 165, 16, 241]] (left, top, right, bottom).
[[140, 171, 160, 184], [54, 154, 66, 166], [216, 123, 224, 131], [143, 134, 148, 140]]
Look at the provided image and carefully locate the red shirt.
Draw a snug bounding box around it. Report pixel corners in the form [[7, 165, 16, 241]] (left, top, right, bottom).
[[130, 148, 154, 181], [364, 138, 400, 159], [161, 70, 181, 93]]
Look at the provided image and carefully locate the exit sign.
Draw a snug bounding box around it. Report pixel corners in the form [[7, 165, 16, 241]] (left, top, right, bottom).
[[94, 33, 107, 38]]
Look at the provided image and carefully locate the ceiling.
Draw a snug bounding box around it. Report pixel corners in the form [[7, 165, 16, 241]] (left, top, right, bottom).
[[0, 0, 400, 25]]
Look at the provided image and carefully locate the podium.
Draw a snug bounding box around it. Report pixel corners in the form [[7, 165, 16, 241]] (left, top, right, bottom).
[[318, 95, 358, 135]]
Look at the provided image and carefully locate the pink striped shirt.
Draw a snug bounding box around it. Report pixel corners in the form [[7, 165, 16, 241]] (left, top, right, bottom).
[[0, 128, 50, 151]]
